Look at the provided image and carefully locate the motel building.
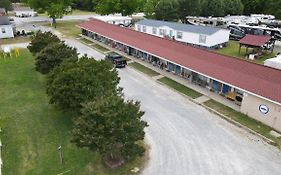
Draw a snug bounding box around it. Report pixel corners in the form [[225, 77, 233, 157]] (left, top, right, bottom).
[[79, 18, 281, 133]]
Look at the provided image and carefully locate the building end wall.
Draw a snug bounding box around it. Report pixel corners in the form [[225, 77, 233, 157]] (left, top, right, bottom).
[[241, 93, 281, 132]]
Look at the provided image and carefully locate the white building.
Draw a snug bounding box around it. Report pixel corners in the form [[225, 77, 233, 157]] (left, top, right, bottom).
[[264, 55, 281, 70], [93, 15, 132, 26], [14, 7, 37, 17], [0, 16, 14, 39], [135, 19, 230, 48]]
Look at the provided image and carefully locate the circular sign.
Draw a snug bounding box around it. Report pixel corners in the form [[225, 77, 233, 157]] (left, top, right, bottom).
[[259, 104, 269, 114]]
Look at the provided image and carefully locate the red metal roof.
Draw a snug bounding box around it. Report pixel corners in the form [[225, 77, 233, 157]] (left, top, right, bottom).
[[239, 34, 271, 47], [80, 19, 281, 105]]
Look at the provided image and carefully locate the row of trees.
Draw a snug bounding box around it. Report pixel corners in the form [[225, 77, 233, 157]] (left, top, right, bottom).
[[19, 0, 281, 27], [144, 0, 244, 22], [242, 0, 281, 19], [28, 32, 148, 166]]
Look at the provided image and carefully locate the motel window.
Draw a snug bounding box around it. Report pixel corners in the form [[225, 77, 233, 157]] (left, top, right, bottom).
[[1, 28, 6, 33], [159, 29, 164, 35], [160, 29, 167, 36], [137, 25, 141, 31], [199, 35, 207, 43], [177, 31, 183, 39], [143, 26, 146, 32], [163, 29, 167, 36], [152, 27, 157, 34]]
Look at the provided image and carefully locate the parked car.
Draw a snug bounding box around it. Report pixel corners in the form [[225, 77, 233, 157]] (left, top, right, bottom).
[[105, 52, 127, 68]]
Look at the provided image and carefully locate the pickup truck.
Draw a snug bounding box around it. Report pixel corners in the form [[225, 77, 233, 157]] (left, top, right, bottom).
[[105, 52, 127, 68]]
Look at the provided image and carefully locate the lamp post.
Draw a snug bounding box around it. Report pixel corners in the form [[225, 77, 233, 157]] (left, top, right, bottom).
[[58, 145, 64, 165]]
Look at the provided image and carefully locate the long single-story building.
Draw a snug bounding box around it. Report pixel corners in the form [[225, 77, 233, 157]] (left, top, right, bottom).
[[93, 15, 132, 26], [135, 19, 230, 49], [79, 18, 281, 132], [13, 7, 37, 17]]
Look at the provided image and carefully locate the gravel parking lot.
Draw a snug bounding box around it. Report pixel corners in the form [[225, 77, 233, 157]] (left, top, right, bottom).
[[119, 67, 281, 175]]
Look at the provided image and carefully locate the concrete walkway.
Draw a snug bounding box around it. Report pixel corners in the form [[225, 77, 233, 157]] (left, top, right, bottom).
[[80, 35, 241, 112], [194, 95, 211, 104]]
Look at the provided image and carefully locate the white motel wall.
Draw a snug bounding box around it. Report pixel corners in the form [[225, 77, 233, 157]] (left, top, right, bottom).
[[241, 93, 281, 132]]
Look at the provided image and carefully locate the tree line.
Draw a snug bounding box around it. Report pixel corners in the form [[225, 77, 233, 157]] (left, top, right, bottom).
[[70, 0, 281, 20], [1, 0, 281, 25], [27, 31, 148, 167]]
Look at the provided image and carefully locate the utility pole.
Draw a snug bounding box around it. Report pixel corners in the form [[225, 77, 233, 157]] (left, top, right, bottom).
[[58, 145, 64, 165]]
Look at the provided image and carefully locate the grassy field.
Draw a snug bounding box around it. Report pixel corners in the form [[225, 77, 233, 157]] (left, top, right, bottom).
[[0, 49, 145, 175], [158, 77, 202, 99], [39, 10, 95, 17], [217, 40, 276, 64], [129, 62, 160, 77], [46, 21, 82, 38], [204, 100, 281, 146], [0, 37, 31, 45]]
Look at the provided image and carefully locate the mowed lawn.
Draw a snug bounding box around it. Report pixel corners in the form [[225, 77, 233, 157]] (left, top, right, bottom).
[[46, 21, 82, 38], [216, 40, 276, 64], [0, 50, 144, 175]]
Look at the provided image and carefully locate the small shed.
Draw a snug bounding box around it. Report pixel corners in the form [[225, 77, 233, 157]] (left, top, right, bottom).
[[239, 34, 273, 57], [0, 16, 14, 39]]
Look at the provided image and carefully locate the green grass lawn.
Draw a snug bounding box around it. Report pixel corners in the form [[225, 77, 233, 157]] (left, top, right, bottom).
[[79, 38, 94, 44], [46, 21, 82, 38], [70, 10, 95, 15], [92, 44, 110, 52], [217, 40, 276, 64], [158, 77, 202, 99], [39, 10, 95, 17], [0, 37, 31, 45], [0, 49, 145, 175], [129, 62, 160, 77], [204, 99, 281, 146]]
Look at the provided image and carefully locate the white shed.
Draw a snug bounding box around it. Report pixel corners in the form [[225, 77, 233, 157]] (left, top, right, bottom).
[[93, 15, 132, 26], [135, 19, 230, 48], [264, 55, 281, 70], [0, 16, 14, 39]]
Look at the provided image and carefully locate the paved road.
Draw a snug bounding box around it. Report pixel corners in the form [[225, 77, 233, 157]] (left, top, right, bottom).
[[118, 67, 281, 175]]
